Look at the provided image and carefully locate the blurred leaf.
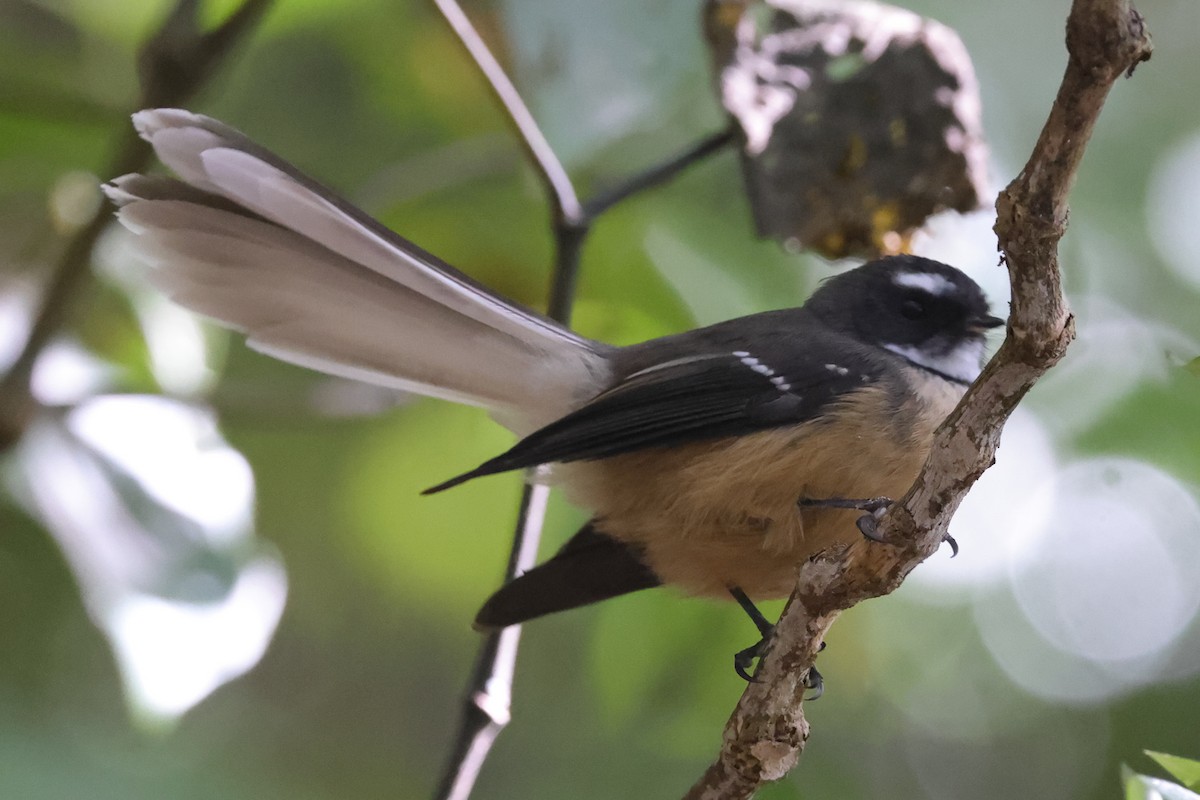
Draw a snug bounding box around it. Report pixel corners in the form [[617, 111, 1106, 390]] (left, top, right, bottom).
[[340, 400, 525, 618], [13, 397, 284, 724], [1147, 752, 1200, 790], [0, 1, 82, 55], [704, 0, 987, 258], [757, 779, 804, 800], [645, 224, 763, 325], [1185, 357, 1200, 378], [587, 588, 757, 756], [1123, 765, 1200, 800], [588, 592, 712, 726], [75, 275, 157, 391], [498, 0, 721, 168], [1125, 764, 1147, 800], [1073, 367, 1200, 488]]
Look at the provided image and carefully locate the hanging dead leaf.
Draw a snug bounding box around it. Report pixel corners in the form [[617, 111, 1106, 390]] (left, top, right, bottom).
[[705, 0, 988, 259]]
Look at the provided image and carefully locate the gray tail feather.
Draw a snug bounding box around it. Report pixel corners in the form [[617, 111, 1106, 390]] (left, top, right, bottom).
[[104, 108, 610, 430]]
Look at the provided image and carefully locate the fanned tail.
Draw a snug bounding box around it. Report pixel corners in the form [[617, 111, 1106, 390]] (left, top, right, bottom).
[[104, 108, 610, 430]]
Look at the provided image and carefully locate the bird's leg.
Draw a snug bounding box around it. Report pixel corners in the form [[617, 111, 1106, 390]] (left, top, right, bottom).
[[798, 496, 959, 554], [797, 495, 894, 513], [728, 586, 823, 698]]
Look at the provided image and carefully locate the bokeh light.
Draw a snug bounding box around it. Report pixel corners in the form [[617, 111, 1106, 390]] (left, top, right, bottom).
[[14, 397, 283, 725], [1147, 129, 1200, 292]]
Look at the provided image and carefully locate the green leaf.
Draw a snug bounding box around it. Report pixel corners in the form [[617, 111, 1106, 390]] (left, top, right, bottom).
[[1124, 764, 1146, 800], [1123, 765, 1200, 800], [1147, 752, 1200, 790]]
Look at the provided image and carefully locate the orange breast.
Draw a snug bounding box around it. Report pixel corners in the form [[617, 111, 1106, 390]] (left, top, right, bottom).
[[553, 380, 962, 600]]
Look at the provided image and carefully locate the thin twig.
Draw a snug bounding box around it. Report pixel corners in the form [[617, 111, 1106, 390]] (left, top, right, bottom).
[[429, 3, 734, 798], [431, 0, 582, 225], [432, 483, 549, 800], [684, 2, 1152, 797], [433, 132, 732, 798], [581, 128, 735, 220], [138, 0, 272, 108], [0, 0, 273, 451], [429, 3, 585, 794]]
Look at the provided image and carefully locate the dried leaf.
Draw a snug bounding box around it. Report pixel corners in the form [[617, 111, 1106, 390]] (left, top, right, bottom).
[[705, 0, 988, 259]]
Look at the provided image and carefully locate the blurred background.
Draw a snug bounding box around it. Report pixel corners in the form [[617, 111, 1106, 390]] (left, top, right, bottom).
[[1, 0, 1199, 798]]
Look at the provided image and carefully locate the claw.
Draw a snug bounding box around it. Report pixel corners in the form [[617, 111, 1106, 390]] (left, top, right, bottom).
[[732, 633, 827, 699], [943, 532, 959, 557], [856, 513, 887, 543], [799, 496, 893, 545], [804, 664, 824, 701], [734, 639, 765, 682], [728, 586, 826, 690]]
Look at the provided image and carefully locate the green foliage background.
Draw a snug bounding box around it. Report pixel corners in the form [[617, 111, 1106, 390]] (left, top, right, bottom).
[[2, 1, 1199, 798]]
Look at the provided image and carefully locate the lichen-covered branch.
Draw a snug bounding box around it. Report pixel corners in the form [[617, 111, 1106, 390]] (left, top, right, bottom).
[[684, 2, 1152, 797]]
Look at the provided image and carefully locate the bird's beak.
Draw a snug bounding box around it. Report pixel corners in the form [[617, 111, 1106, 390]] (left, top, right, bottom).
[[969, 314, 1005, 333]]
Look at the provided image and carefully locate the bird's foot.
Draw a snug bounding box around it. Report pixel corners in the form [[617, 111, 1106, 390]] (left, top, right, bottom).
[[734, 635, 767, 682], [728, 585, 824, 697], [799, 495, 893, 543], [798, 496, 960, 555], [733, 634, 824, 699]]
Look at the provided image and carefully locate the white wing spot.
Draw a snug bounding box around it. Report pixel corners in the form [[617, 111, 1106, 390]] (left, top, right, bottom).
[[824, 363, 850, 376], [734, 349, 792, 391], [893, 271, 957, 295]]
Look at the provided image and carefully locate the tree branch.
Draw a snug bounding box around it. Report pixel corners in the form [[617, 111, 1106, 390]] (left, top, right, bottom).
[[684, 2, 1153, 797], [0, 0, 273, 450]]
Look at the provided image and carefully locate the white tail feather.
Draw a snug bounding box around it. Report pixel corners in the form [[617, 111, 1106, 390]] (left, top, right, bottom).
[[107, 109, 609, 430]]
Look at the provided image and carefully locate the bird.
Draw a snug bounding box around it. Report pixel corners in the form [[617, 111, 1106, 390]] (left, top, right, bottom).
[[104, 108, 1003, 681]]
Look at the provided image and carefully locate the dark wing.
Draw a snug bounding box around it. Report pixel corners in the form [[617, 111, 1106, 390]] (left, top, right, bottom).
[[424, 329, 885, 494]]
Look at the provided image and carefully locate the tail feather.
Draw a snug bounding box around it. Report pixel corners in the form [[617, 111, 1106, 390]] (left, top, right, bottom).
[[105, 109, 611, 428], [474, 524, 661, 629]]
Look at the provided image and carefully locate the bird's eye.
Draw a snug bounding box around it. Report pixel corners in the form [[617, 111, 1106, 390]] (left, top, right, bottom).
[[900, 299, 927, 320]]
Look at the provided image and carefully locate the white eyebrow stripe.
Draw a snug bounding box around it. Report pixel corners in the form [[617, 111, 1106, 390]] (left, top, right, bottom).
[[893, 271, 957, 295]]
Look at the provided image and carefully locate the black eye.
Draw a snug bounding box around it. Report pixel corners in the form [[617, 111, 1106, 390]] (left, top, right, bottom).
[[901, 299, 927, 320]]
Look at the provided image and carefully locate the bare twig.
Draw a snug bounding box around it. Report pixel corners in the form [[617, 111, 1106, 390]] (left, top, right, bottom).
[[428, 5, 583, 796], [684, 1, 1153, 797], [430, 3, 734, 798], [0, 0, 273, 450], [432, 483, 549, 800], [138, 0, 273, 108], [581, 128, 735, 220], [431, 0, 582, 226]]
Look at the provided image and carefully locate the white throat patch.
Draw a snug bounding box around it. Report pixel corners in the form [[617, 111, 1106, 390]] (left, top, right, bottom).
[[884, 338, 985, 384]]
